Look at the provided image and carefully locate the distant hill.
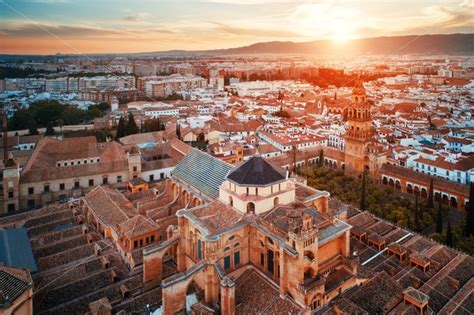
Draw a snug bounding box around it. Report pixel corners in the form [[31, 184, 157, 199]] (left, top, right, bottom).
[[134, 33, 474, 57], [1, 33, 472, 58], [211, 34, 474, 55]]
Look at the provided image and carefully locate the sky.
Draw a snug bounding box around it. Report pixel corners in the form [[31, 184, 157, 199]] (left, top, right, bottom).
[[0, 0, 473, 54]]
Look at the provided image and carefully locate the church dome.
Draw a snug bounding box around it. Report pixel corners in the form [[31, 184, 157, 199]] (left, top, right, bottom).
[[226, 156, 287, 186]]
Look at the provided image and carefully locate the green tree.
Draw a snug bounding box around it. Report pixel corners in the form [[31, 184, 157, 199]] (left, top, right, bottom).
[[87, 107, 102, 120], [116, 117, 126, 139], [360, 170, 367, 211], [446, 219, 453, 247], [414, 195, 421, 231], [60, 106, 86, 125], [126, 112, 139, 135], [436, 202, 444, 233], [29, 100, 63, 126], [28, 120, 39, 135], [427, 178, 435, 209], [45, 122, 55, 136], [289, 145, 298, 175], [176, 123, 181, 140], [96, 128, 111, 142], [465, 183, 474, 237], [10, 109, 34, 130], [318, 149, 324, 168]]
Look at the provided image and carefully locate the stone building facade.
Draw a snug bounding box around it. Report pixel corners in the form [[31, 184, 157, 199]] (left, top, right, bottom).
[[143, 150, 359, 314]]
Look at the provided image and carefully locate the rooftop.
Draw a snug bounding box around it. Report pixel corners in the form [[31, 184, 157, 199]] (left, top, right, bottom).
[[226, 156, 287, 186]]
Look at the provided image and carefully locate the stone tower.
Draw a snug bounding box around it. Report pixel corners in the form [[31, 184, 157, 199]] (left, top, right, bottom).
[[344, 80, 374, 175]]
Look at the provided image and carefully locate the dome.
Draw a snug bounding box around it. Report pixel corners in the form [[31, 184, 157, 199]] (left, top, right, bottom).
[[226, 156, 286, 186]]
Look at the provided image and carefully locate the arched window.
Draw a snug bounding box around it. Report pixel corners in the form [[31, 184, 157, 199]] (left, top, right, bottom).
[[247, 202, 255, 213], [274, 197, 279, 206]]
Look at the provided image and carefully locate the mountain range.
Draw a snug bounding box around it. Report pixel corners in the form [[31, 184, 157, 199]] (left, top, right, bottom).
[[131, 33, 474, 57], [1, 33, 473, 58]]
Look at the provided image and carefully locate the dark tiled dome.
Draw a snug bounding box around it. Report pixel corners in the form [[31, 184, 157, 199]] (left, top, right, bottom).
[[226, 156, 286, 186]]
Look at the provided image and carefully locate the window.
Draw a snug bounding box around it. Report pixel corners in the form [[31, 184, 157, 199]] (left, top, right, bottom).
[[8, 203, 15, 212], [44, 185, 50, 193], [102, 177, 108, 185], [224, 256, 231, 270], [59, 183, 65, 191], [139, 239, 143, 246], [8, 191, 14, 198], [160, 173, 164, 179], [117, 176, 122, 183], [133, 166, 137, 172], [134, 240, 138, 249], [89, 179, 94, 187], [198, 239, 203, 260], [151, 235, 155, 242], [28, 187, 34, 195], [260, 253, 265, 266], [234, 251, 240, 266], [74, 181, 80, 189], [247, 202, 255, 213], [27, 199, 35, 209], [149, 174, 154, 182]]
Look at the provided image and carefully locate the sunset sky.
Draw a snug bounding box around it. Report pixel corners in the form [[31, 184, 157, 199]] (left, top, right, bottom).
[[0, 0, 473, 54]]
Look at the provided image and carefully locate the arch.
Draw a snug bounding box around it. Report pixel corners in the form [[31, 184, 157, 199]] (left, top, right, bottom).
[[434, 192, 441, 202], [407, 184, 413, 194], [304, 250, 315, 261], [450, 196, 457, 208], [442, 194, 449, 205], [274, 197, 279, 206], [247, 202, 255, 213], [311, 293, 323, 310], [414, 186, 420, 196], [421, 188, 427, 199], [382, 176, 388, 185], [395, 180, 401, 190], [388, 178, 395, 188]]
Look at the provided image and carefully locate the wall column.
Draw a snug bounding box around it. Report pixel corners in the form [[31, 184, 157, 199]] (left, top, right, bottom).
[[220, 277, 236, 315], [279, 247, 288, 296]]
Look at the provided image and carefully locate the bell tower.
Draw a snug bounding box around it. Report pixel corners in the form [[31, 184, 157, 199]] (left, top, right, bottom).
[[344, 80, 374, 175]]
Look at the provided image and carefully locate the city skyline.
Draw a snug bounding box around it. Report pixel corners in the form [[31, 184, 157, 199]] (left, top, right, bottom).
[[1, 0, 473, 54]]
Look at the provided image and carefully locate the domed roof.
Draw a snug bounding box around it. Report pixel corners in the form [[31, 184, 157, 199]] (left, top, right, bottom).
[[226, 156, 286, 186]]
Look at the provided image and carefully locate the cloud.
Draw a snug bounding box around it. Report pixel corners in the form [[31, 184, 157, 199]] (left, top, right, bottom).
[[211, 22, 299, 38], [0, 22, 176, 39], [123, 12, 152, 22]]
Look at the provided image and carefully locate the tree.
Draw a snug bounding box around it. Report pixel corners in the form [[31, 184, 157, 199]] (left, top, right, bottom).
[[414, 195, 421, 231], [446, 219, 453, 247], [436, 201, 444, 233], [290, 145, 297, 175], [318, 149, 324, 168], [176, 123, 181, 140], [126, 112, 139, 135], [465, 183, 474, 237], [9, 109, 34, 130], [28, 120, 39, 135], [360, 170, 367, 211], [45, 122, 55, 136], [96, 128, 111, 142], [116, 117, 126, 139], [427, 178, 435, 208]]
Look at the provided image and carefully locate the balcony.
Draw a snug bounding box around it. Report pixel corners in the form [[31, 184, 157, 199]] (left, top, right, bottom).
[[298, 275, 325, 294]]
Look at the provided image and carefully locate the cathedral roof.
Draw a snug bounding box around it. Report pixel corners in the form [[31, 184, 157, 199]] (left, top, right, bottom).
[[226, 156, 286, 186]]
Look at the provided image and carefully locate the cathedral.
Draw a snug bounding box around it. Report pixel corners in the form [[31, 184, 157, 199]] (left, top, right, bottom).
[[143, 150, 359, 314], [344, 80, 387, 177]]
